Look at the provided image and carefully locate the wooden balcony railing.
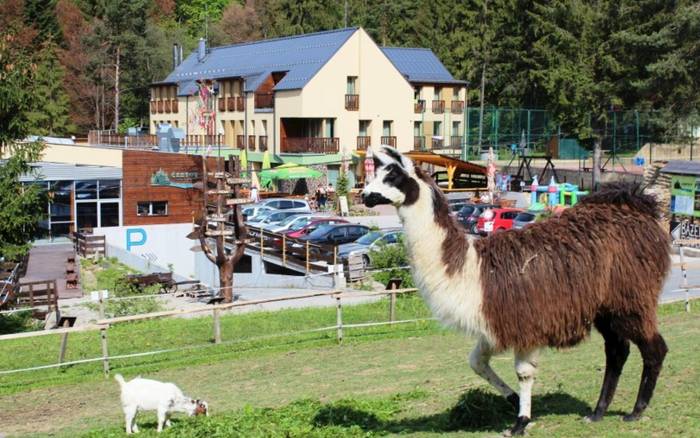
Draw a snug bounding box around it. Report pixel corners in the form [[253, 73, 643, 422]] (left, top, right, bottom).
[[236, 135, 245, 150], [345, 94, 359, 111], [432, 137, 444, 149], [164, 99, 172, 113], [150, 101, 156, 113], [451, 100, 464, 113], [432, 100, 445, 113], [414, 100, 425, 113], [255, 92, 274, 109], [259, 135, 268, 152], [282, 137, 339, 154], [450, 136, 462, 148], [171, 99, 178, 113], [357, 136, 371, 151], [380, 136, 396, 147], [236, 96, 245, 111], [227, 96, 236, 112], [180, 134, 224, 147], [248, 135, 256, 150], [88, 130, 157, 148], [413, 136, 425, 150], [157, 100, 164, 113], [218, 98, 226, 112]]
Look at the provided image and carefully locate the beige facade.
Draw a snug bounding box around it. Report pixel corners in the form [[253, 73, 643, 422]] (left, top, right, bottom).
[[149, 28, 467, 156]]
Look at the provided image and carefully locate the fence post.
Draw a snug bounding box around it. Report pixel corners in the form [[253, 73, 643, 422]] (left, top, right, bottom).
[[98, 290, 106, 319], [259, 229, 264, 258], [57, 319, 71, 364], [305, 241, 310, 274], [100, 328, 110, 376], [335, 295, 343, 343], [680, 246, 690, 312], [213, 307, 221, 344], [389, 282, 397, 323], [282, 234, 287, 267]]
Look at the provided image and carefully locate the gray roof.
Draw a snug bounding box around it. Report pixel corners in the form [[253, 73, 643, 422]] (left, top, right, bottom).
[[160, 28, 357, 95], [381, 47, 466, 85], [19, 162, 122, 182], [660, 160, 700, 176]]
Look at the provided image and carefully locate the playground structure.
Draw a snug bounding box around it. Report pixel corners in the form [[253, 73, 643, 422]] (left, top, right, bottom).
[[527, 175, 588, 211]]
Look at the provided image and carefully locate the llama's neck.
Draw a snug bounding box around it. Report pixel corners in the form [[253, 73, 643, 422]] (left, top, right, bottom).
[[397, 180, 492, 341]]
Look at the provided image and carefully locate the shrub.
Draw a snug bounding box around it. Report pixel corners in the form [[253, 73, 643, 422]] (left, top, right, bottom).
[[369, 236, 414, 288]]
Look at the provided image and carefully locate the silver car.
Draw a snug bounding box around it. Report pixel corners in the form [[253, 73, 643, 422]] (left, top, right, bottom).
[[338, 229, 403, 268]]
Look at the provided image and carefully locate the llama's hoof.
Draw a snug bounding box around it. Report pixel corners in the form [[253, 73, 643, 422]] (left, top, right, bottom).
[[507, 393, 520, 409], [584, 413, 604, 423], [623, 412, 641, 422], [503, 416, 530, 436]]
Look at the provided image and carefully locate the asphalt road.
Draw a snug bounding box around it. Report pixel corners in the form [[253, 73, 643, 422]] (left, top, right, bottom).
[[661, 254, 700, 304]]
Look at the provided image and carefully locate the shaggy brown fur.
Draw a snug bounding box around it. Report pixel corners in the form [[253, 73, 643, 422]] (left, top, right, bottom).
[[476, 184, 670, 352]]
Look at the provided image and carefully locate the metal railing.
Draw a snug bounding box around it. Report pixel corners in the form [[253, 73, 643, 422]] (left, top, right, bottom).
[[357, 136, 371, 151], [87, 130, 156, 149], [281, 137, 339, 153], [380, 136, 396, 147], [345, 94, 359, 111]]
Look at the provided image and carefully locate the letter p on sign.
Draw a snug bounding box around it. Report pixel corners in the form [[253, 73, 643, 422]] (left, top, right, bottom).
[[126, 228, 147, 251]]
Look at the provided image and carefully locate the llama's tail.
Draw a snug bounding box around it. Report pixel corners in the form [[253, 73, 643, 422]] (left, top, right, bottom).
[[114, 374, 126, 387], [578, 182, 660, 218]]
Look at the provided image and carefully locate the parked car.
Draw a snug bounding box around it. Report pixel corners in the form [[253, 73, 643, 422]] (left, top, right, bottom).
[[247, 210, 303, 229], [513, 211, 541, 230], [337, 229, 403, 267], [242, 205, 273, 221], [476, 208, 522, 235], [285, 218, 348, 239], [457, 204, 497, 234], [259, 198, 311, 212], [266, 214, 315, 233], [299, 223, 370, 245]]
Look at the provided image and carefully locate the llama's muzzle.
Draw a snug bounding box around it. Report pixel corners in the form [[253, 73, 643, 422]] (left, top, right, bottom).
[[362, 192, 391, 207]]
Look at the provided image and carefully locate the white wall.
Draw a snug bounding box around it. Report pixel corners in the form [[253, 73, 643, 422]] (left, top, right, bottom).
[[95, 223, 198, 279]]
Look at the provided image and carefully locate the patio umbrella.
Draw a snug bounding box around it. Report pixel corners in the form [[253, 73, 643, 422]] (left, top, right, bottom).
[[487, 146, 496, 202], [262, 150, 271, 170], [239, 148, 248, 176], [364, 147, 375, 184], [259, 163, 323, 181]]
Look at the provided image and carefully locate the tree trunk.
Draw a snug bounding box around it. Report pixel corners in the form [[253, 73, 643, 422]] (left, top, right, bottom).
[[592, 137, 602, 191], [477, 63, 486, 149], [219, 262, 234, 303], [114, 45, 120, 131]]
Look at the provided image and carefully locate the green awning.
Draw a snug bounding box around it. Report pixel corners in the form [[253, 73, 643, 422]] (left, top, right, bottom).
[[279, 153, 343, 166]]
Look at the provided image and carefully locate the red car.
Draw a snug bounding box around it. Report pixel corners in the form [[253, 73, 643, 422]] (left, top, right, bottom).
[[476, 208, 522, 235], [284, 218, 348, 239]]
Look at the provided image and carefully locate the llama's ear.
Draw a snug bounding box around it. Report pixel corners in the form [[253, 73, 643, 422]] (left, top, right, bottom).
[[379, 146, 413, 173]]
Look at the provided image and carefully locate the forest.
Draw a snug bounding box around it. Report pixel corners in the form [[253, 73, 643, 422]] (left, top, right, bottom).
[[1, 0, 698, 142]]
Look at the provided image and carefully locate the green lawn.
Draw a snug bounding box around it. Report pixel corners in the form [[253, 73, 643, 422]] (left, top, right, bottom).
[[1, 301, 698, 437]]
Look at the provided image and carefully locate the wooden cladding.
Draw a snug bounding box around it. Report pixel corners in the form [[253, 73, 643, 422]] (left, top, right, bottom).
[[345, 94, 359, 111], [255, 92, 274, 109], [218, 96, 244, 112], [122, 150, 212, 226], [150, 99, 178, 114]]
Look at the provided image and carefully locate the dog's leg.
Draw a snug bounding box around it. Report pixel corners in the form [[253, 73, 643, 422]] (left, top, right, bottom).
[[165, 413, 172, 428], [157, 407, 167, 433], [124, 406, 137, 434]]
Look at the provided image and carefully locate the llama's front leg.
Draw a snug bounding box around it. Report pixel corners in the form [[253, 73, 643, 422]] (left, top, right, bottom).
[[507, 349, 539, 436], [469, 338, 519, 407]]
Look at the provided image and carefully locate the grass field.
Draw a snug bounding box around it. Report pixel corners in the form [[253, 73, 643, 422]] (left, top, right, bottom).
[[1, 300, 698, 437]]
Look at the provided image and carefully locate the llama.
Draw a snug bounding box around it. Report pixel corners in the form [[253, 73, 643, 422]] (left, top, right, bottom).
[[362, 146, 670, 436]]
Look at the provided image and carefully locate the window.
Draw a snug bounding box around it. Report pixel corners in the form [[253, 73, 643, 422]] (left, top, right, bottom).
[[414, 87, 422, 100], [452, 121, 460, 136], [383, 233, 399, 244], [75, 180, 97, 200], [325, 119, 334, 137], [359, 120, 370, 136], [100, 202, 120, 227], [137, 201, 168, 216], [280, 200, 295, 209], [453, 87, 459, 99], [434, 121, 442, 136], [383, 121, 392, 136], [293, 200, 307, 208], [434, 87, 442, 100], [99, 180, 120, 199], [414, 122, 422, 136], [346, 76, 357, 94]]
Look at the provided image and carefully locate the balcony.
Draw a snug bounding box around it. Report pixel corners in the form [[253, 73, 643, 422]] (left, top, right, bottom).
[[380, 136, 396, 147], [236, 96, 245, 111], [450, 136, 462, 148], [236, 135, 245, 150], [255, 92, 274, 110], [282, 137, 339, 154], [171, 99, 178, 113], [150, 101, 156, 114], [414, 100, 425, 113], [357, 136, 371, 151], [451, 100, 464, 114], [259, 135, 268, 152], [345, 94, 359, 111], [218, 98, 226, 112], [432, 137, 444, 149], [180, 134, 224, 148], [248, 135, 256, 150], [226, 97, 236, 112], [413, 136, 425, 150], [157, 100, 163, 113], [432, 100, 445, 114], [164, 99, 172, 113]]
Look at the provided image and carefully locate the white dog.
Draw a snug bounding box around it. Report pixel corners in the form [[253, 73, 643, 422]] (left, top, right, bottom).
[[115, 374, 208, 434]]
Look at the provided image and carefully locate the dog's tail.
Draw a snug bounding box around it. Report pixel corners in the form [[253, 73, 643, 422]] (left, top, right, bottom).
[[114, 374, 126, 387]]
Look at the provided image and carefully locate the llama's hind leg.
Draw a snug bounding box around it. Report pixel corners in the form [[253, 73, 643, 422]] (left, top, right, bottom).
[[586, 316, 630, 422], [624, 332, 668, 421], [469, 338, 518, 408], [507, 349, 539, 436]]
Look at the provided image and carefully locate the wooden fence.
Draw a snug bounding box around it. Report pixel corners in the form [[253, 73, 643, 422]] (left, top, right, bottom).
[[15, 279, 58, 318], [72, 232, 106, 257], [0, 284, 420, 376]]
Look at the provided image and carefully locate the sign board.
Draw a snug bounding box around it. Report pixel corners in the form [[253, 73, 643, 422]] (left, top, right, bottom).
[[150, 169, 198, 189], [339, 196, 349, 217], [347, 252, 365, 281], [90, 290, 109, 302], [670, 175, 699, 216]]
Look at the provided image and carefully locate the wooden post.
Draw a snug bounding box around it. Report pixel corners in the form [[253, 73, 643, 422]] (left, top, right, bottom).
[[98, 290, 106, 319], [306, 241, 310, 274], [681, 246, 690, 312], [57, 319, 71, 364], [282, 234, 287, 266], [389, 282, 397, 323], [213, 308, 221, 344], [29, 283, 34, 308], [335, 295, 343, 343], [100, 328, 110, 376], [259, 229, 264, 258]]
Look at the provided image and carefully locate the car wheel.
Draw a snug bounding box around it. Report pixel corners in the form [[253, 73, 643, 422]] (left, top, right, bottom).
[[362, 255, 370, 270], [470, 224, 478, 234]]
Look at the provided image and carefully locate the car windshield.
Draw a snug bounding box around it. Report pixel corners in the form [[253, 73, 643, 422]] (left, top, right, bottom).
[[307, 224, 335, 239], [278, 214, 304, 226], [515, 212, 536, 222], [459, 206, 475, 215], [289, 217, 313, 231], [356, 231, 382, 245]]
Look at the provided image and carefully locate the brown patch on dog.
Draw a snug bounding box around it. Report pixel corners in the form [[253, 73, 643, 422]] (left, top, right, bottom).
[[414, 166, 468, 276], [476, 183, 670, 351], [194, 400, 208, 416]]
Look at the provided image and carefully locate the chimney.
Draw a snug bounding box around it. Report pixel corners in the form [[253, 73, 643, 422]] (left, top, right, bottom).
[[197, 38, 206, 63], [172, 44, 179, 69]]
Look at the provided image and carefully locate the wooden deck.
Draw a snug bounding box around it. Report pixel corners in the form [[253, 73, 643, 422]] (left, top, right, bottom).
[[21, 244, 82, 299]]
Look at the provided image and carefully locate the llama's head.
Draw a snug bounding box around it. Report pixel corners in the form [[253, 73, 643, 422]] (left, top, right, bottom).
[[362, 146, 421, 208]]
